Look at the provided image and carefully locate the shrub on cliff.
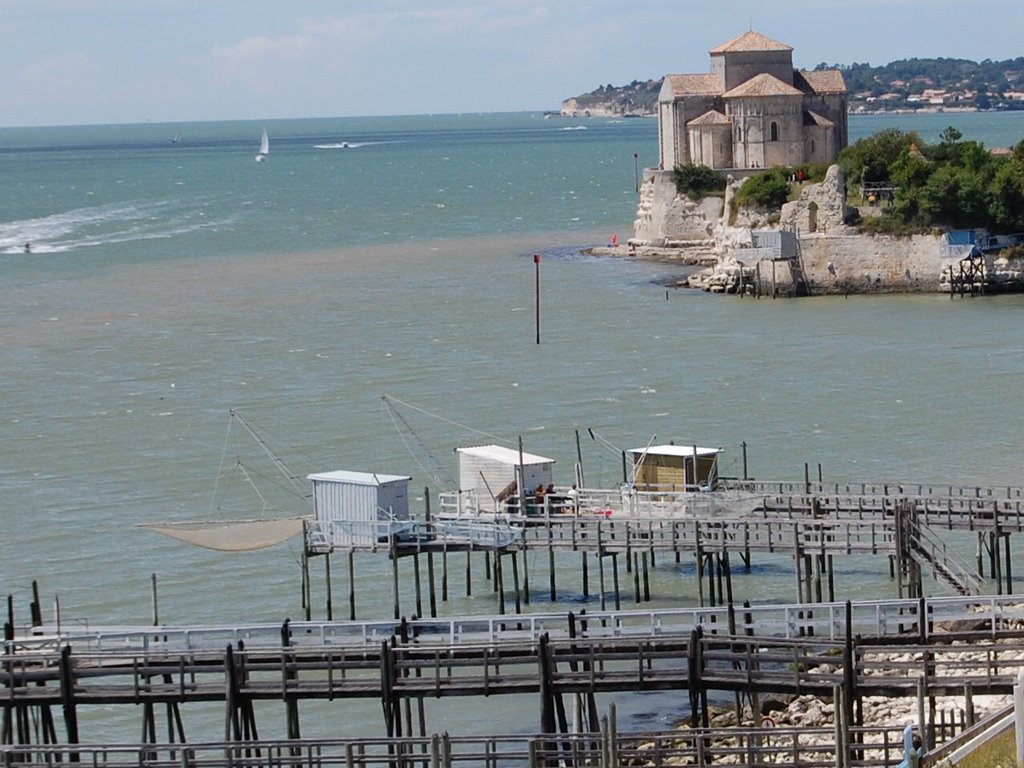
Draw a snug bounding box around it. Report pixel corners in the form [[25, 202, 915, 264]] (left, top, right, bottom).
[[733, 170, 792, 210], [672, 164, 727, 199]]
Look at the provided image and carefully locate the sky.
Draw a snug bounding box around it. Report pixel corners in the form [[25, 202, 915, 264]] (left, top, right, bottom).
[[2, 0, 1022, 128]]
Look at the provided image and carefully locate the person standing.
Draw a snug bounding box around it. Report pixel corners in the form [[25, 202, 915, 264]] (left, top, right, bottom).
[[898, 724, 923, 768]]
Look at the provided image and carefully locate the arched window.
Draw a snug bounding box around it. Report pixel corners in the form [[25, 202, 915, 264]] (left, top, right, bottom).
[[770, 122, 779, 142]]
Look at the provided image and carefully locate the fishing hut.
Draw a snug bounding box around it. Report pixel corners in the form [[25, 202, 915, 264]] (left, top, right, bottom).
[[306, 470, 413, 549], [629, 444, 721, 492], [452, 443, 555, 514]]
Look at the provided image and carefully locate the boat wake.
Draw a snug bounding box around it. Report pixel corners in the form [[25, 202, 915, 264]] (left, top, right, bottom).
[[0, 200, 235, 255], [313, 140, 392, 150]]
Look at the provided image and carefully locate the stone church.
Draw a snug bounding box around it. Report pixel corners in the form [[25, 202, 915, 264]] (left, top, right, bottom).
[[658, 30, 848, 171]]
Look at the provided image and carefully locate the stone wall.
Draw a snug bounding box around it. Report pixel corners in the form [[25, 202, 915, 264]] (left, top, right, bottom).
[[799, 232, 946, 294], [633, 164, 959, 294], [780, 164, 852, 235]]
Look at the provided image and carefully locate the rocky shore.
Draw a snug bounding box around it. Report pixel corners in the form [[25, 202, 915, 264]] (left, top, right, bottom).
[[618, 165, 1023, 297], [648, 624, 1024, 766]]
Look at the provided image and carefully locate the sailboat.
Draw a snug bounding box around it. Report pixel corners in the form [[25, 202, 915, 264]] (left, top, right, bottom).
[[255, 127, 269, 162]]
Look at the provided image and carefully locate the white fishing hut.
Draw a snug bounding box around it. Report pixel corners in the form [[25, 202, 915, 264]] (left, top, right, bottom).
[[455, 444, 555, 512], [307, 470, 412, 547], [628, 444, 721, 492]]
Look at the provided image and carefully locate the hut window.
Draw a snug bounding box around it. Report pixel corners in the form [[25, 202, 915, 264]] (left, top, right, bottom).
[[770, 122, 779, 142]]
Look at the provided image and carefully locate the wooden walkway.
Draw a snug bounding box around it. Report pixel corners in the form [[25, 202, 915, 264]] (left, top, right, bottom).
[[1, 716, 963, 768], [4, 596, 1024, 751], [0, 719, 940, 768], [6, 629, 1023, 708], [365, 479, 1024, 604], [9, 593, 1024, 655]]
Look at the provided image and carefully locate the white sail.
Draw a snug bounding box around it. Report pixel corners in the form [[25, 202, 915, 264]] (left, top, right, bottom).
[[255, 127, 269, 161]]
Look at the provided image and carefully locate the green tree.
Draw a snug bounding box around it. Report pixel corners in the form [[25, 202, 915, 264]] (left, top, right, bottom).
[[733, 170, 791, 209], [939, 126, 963, 144], [672, 164, 727, 199], [990, 160, 1024, 231], [838, 128, 920, 186]]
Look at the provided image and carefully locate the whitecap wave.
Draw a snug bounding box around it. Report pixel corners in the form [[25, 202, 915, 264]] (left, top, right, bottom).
[[560, 126, 587, 131]]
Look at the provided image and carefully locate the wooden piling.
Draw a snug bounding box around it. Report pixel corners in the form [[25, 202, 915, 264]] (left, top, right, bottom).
[[520, 545, 531, 605], [548, 538, 557, 602], [581, 552, 589, 599], [1005, 533, 1013, 595], [695, 538, 705, 607], [391, 539, 401, 620], [632, 553, 641, 604], [413, 551, 423, 618], [425, 489, 438, 617], [347, 550, 356, 621], [442, 546, 449, 603], [59, 645, 79, 748], [511, 551, 522, 615], [641, 552, 650, 602], [611, 553, 621, 611], [150, 573, 159, 626], [496, 551, 506, 615]]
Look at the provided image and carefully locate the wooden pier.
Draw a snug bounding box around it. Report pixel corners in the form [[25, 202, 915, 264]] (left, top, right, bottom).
[[2, 717, 956, 768], [4, 595, 1024, 759], [7, 478, 1024, 765], [294, 479, 1024, 624]]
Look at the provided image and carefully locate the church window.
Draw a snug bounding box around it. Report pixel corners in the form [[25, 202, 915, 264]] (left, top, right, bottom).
[[811, 139, 816, 153], [770, 122, 779, 142]]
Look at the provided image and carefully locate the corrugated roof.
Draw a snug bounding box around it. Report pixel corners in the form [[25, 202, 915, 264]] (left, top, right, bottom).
[[795, 69, 848, 94], [308, 470, 411, 485], [662, 73, 723, 99], [456, 444, 555, 466], [723, 73, 804, 98], [628, 445, 721, 458], [710, 30, 792, 54], [687, 110, 731, 127]]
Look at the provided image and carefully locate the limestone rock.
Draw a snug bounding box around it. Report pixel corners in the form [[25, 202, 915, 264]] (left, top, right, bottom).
[[633, 170, 724, 245], [779, 164, 855, 235]]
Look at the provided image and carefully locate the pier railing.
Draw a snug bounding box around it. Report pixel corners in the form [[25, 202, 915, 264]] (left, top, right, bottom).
[[0, 723, 919, 768], [7, 620, 1024, 708], [9, 594, 1024, 655]]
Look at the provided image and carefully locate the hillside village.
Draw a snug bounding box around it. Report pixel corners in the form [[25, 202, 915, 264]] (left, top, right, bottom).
[[560, 58, 1024, 117]]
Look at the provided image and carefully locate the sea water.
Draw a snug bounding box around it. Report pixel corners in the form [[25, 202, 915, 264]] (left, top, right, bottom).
[[2, 110, 1024, 741]]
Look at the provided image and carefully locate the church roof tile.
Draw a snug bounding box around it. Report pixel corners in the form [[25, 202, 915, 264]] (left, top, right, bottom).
[[710, 30, 793, 54], [662, 73, 723, 98], [794, 69, 848, 94], [687, 110, 731, 127], [723, 73, 804, 98]]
